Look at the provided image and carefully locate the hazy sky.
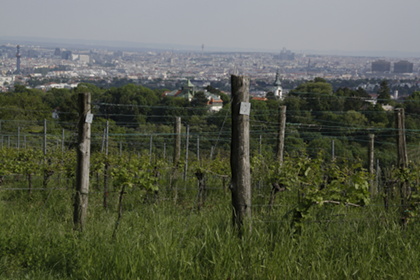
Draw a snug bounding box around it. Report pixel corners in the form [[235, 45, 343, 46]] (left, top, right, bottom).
[[2, 0, 420, 54]]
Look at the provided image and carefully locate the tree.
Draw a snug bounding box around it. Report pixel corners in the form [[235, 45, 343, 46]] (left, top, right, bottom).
[[190, 91, 209, 115], [377, 80, 391, 104]]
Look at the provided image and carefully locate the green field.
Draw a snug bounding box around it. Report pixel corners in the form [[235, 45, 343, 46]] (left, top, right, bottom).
[[1, 170, 419, 280]]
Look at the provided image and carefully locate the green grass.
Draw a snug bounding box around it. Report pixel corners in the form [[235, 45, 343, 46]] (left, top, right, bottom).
[[1, 181, 420, 279]]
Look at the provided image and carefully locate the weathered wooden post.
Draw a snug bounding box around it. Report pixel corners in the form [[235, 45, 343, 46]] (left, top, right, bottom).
[[149, 134, 153, 163], [395, 108, 410, 225], [62, 129, 65, 153], [172, 117, 182, 202], [197, 135, 200, 162], [43, 119, 47, 155], [173, 117, 181, 166], [17, 127, 20, 150], [276, 105, 286, 164], [73, 92, 92, 231], [368, 134, 376, 195], [103, 120, 110, 209], [230, 75, 251, 235], [184, 125, 190, 182]]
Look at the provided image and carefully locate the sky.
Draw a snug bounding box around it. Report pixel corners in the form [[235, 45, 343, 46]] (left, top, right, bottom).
[[2, 0, 420, 55]]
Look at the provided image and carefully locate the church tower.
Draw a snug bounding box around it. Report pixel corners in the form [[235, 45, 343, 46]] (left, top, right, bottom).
[[271, 70, 283, 99]]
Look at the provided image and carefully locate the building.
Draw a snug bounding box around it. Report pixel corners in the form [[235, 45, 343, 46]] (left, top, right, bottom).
[[371, 60, 391, 73], [275, 48, 295, 61], [163, 79, 223, 112], [268, 71, 284, 99], [393, 60, 413, 73], [163, 79, 196, 101]]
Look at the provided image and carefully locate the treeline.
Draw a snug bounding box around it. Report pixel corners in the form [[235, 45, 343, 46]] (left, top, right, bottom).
[[2, 78, 420, 167]]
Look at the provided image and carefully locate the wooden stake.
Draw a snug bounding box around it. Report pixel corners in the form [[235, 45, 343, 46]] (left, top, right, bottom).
[[368, 134, 376, 195], [73, 92, 92, 231], [395, 108, 410, 225], [173, 117, 181, 166], [230, 75, 251, 235], [43, 119, 47, 155], [184, 125, 190, 181], [276, 105, 286, 164]]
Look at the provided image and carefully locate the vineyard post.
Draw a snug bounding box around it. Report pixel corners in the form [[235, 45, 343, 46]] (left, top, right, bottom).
[[230, 75, 251, 235], [163, 142, 166, 160], [149, 134, 153, 163], [73, 92, 92, 231], [62, 129, 65, 153], [197, 135, 200, 162], [376, 159, 380, 192], [276, 105, 286, 164], [184, 125, 190, 182], [395, 108, 410, 224], [172, 117, 182, 202], [17, 127, 20, 150], [103, 120, 110, 209], [173, 117, 181, 165], [368, 134, 376, 195], [43, 119, 47, 155], [331, 140, 335, 161], [101, 128, 106, 152]]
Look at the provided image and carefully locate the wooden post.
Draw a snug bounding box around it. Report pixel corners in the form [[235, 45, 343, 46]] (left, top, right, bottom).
[[230, 75, 251, 235], [184, 125, 190, 181], [368, 134, 376, 195], [197, 135, 200, 162], [163, 142, 166, 160], [149, 134, 153, 163], [331, 140, 335, 161], [395, 108, 410, 225], [173, 117, 181, 166], [103, 120, 110, 209], [17, 127, 20, 150], [73, 92, 92, 231], [276, 105, 286, 164], [395, 108, 408, 169], [62, 129, 65, 153], [43, 119, 47, 155]]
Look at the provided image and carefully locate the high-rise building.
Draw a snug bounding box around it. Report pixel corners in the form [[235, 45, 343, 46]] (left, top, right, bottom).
[[54, 48, 62, 56], [61, 50, 72, 60], [371, 60, 391, 72], [393, 60, 413, 73]]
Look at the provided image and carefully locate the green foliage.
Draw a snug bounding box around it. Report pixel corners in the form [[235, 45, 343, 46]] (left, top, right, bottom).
[[111, 154, 158, 192], [377, 80, 391, 104]]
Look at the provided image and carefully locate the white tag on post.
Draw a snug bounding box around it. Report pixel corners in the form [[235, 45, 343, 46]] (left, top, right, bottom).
[[239, 102, 251, 115], [85, 113, 94, 123]]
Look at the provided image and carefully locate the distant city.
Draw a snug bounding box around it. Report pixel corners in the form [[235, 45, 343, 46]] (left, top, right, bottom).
[[1, 38, 420, 97]]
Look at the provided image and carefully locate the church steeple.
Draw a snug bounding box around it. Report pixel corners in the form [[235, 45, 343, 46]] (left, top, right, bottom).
[[272, 70, 283, 99], [274, 70, 282, 87]]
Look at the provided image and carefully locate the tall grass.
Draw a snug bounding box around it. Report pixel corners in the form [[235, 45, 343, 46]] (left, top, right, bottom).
[[1, 181, 420, 279]]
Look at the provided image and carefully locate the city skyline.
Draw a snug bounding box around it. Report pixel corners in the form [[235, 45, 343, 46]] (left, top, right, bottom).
[[1, 0, 420, 56]]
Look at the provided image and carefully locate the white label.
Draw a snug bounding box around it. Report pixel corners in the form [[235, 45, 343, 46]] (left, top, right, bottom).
[[239, 102, 251, 115], [85, 113, 94, 123]]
